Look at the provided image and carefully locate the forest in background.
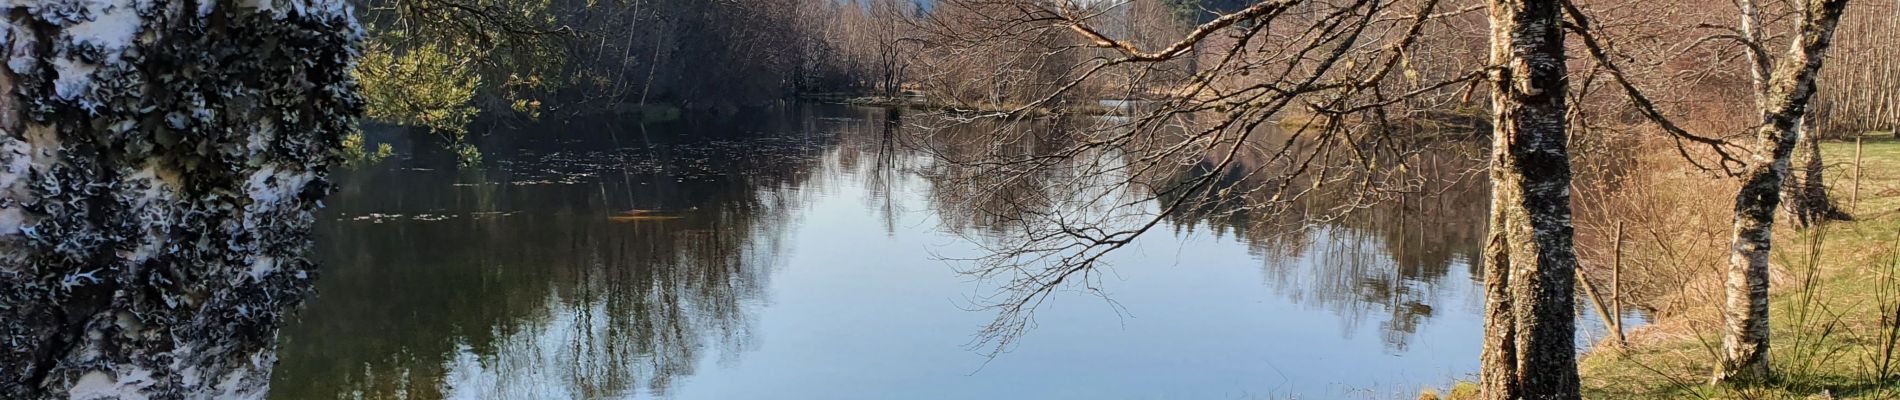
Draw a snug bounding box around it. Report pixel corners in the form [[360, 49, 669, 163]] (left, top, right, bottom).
[[352, 0, 930, 162], [353, 0, 1898, 165]]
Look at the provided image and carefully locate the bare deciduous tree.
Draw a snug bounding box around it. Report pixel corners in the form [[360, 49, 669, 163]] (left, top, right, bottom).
[[1563, 0, 1854, 384], [910, 1, 1588, 398], [1712, 0, 1851, 384]]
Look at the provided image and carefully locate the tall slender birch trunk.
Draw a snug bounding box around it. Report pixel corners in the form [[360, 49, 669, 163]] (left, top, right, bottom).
[[0, 1, 362, 398], [1479, 0, 1581, 398], [1715, 0, 1851, 385]]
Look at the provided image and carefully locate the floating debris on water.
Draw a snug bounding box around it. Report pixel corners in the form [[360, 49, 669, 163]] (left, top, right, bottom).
[[608, 214, 684, 222], [342, 212, 471, 223], [472, 133, 837, 190], [346, 131, 844, 224], [608, 208, 687, 222], [347, 213, 404, 223]]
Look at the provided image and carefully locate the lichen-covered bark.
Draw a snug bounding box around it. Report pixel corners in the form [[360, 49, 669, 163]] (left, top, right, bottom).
[[0, 0, 362, 398], [1479, 0, 1580, 398], [1715, 0, 1850, 385]]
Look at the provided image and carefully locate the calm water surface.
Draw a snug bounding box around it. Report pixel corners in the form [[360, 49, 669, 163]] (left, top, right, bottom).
[[271, 104, 1508, 399]]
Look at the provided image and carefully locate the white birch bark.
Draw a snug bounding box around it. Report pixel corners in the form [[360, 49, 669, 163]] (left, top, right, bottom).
[[1479, 0, 1581, 398], [1715, 0, 1851, 385]]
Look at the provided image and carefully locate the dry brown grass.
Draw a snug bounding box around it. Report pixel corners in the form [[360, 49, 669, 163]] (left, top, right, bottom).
[[1573, 135, 1900, 399]]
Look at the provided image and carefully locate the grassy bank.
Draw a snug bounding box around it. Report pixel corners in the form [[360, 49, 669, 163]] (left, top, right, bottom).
[[1424, 135, 1900, 400], [1574, 134, 1900, 399]]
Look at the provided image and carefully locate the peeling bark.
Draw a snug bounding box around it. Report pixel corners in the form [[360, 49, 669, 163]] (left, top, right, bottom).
[[1715, 0, 1851, 385], [0, 1, 362, 398], [1479, 0, 1580, 398]]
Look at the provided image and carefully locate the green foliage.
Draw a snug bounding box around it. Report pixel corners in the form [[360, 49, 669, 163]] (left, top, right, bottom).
[[353, 0, 564, 140], [452, 142, 484, 167], [341, 132, 394, 165], [357, 41, 480, 139], [510, 98, 542, 120]]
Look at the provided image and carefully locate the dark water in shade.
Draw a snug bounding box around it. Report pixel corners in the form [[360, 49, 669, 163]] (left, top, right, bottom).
[[266, 103, 1595, 399]]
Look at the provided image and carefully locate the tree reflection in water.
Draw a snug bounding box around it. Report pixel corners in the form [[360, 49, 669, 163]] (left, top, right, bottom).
[[270, 104, 1488, 398], [916, 112, 1487, 352], [1172, 140, 1487, 352], [272, 108, 829, 398]]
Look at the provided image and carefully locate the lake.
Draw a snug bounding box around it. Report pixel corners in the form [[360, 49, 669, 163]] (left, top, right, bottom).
[[269, 103, 1529, 399]]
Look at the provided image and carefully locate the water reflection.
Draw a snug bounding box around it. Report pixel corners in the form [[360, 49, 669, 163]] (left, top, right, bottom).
[[915, 111, 1490, 352], [272, 104, 1490, 399], [1234, 188, 1487, 351], [273, 111, 829, 398]]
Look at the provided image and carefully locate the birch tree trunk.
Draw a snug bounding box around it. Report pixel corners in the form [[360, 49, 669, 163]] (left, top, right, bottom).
[[1479, 0, 1581, 398], [0, 1, 362, 398], [1782, 115, 1847, 228], [1715, 0, 1850, 385]]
